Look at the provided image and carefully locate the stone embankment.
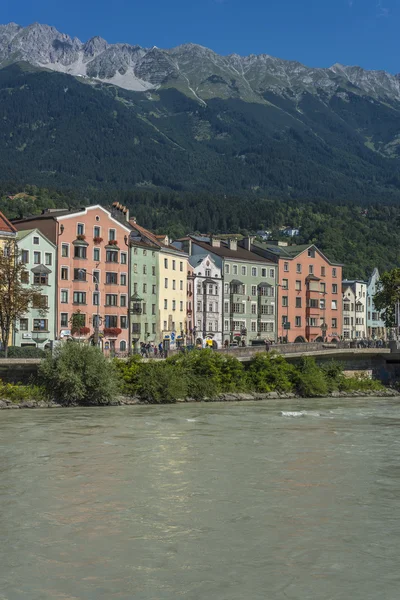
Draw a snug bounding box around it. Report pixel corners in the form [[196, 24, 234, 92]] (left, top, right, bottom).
[[1, 388, 397, 408]]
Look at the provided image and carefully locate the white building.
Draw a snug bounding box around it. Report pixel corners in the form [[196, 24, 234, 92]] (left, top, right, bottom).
[[342, 280, 367, 340], [189, 254, 223, 348]]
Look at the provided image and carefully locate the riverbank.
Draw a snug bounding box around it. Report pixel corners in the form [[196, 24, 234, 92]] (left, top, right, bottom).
[[1, 387, 398, 408]]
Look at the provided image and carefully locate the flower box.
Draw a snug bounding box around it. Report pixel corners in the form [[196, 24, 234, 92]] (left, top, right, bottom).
[[76, 234, 86, 241], [72, 326, 90, 336], [104, 327, 122, 337], [108, 239, 118, 246], [93, 236, 103, 244]]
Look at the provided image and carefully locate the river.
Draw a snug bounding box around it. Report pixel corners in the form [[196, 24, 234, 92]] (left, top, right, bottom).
[[1, 398, 400, 599]]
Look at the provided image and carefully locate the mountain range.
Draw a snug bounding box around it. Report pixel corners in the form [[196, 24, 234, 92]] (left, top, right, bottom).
[[0, 21, 400, 202]]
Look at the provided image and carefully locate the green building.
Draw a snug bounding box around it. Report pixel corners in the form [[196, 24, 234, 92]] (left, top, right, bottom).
[[129, 224, 160, 350], [14, 229, 57, 349]]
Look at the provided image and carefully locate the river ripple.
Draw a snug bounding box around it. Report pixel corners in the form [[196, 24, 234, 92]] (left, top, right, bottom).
[[1, 398, 400, 599]]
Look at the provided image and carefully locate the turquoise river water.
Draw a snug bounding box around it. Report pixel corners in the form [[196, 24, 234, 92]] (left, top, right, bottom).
[[1, 398, 400, 599]]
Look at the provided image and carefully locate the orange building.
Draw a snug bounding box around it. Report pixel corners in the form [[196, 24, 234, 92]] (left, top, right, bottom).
[[13, 205, 131, 353], [251, 242, 343, 343]]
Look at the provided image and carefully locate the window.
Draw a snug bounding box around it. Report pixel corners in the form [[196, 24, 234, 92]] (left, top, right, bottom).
[[105, 272, 118, 284], [105, 294, 118, 306], [21, 250, 29, 263], [205, 269, 211, 278], [180, 262, 183, 272], [260, 322, 274, 333], [62, 244, 69, 258], [94, 226, 100, 238], [120, 340, 127, 352], [34, 252, 41, 264], [208, 302, 213, 312], [320, 283, 326, 293], [44, 252, 52, 266], [94, 248, 100, 262], [120, 274, 127, 286], [172, 280, 176, 290], [152, 266, 156, 276], [152, 304, 156, 315], [74, 268, 86, 281], [251, 285, 257, 296], [172, 300, 176, 311], [76, 223, 84, 236], [109, 229, 116, 241], [164, 258, 168, 268], [133, 263, 138, 274], [172, 260, 176, 270], [344, 303, 350, 311], [143, 249, 147, 256], [164, 278, 168, 288], [296, 297, 302, 308], [332, 268, 337, 278], [60, 313, 68, 327], [73, 292, 86, 305], [307, 318, 318, 327], [251, 267, 257, 277], [133, 283, 138, 294], [33, 319, 48, 331], [282, 279, 288, 290], [295, 316, 301, 327], [133, 247, 138, 255], [270, 269, 275, 278], [120, 316, 128, 329], [121, 253, 127, 265], [74, 246, 87, 259], [152, 323, 156, 334], [120, 295, 127, 307], [106, 250, 118, 263], [152, 284, 156, 294], [320, 299, 325, 309], [32, 295, 48, 309], [309, 299, 318, 308], [332, 284, 338, 294], [61, 290, 68, 303], [241, 266, 247, 276], [308, 248, 315, 258], [21, 270, 29, 283], [197, 300, 202, 311], [224, 320, 229, 331], [33, 273, 48, 285], [261, 305, 274, 315], [282, 296, 288, 307], [295, 280, 301, 291], [309, 265, 314, 275], [251, 304, 257, 314], [261, 268, 266, 277], [143, 265, 147, 275], [93, 292, 99, 306], [332, 318, 337, 328], [105, 315, 118, 328], [233, 265, 238, 275], [332, 300, 338, 310], [19, 318, 28, 331], [224, 301, 229, 313], [143, 283, 147, 293], [224, 283, 229, 294], [164, 299, 168, 309], [180, 301, 183, 311], [180, 280, 183, 291], [296, 263, 302, 274], [260, 286, 274, 297], [33, 236, 39, 245], [232, 303, 244, 314], [321, 266, 326, 276], [225, 264, 230, 274], [284, 262, 289, 272]]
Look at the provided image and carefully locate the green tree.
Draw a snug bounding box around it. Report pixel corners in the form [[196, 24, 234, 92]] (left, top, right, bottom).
[[373, 268, 400, 329]]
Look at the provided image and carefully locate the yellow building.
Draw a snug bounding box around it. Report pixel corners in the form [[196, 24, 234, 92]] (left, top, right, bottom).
[[158, 246, 188, 349]]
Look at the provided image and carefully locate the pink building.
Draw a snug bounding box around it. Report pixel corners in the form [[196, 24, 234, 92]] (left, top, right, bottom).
[[13, 205, 131, 353]]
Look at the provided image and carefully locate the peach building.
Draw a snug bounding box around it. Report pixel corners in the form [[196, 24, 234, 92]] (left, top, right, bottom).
[[13, 206, 131, 353], [251, 242, 343, 343]]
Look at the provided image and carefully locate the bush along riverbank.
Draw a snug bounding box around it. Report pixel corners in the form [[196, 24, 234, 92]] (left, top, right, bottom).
[[0, 345, 396, 408]]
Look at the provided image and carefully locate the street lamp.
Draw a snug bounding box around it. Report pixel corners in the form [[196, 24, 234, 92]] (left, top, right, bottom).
[[78, 269, 101, 347]]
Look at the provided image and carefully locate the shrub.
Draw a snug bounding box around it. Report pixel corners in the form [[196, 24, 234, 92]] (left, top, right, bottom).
[[339, 373, 384, 392], [38, 342, 120, 405], [115, 354, 142, 396], [135, 362, 188, 403], [0, 379, 46, 402], [0, 346, 46, 358], [295, 357, 329, 397], [246, 352, 295, 392]]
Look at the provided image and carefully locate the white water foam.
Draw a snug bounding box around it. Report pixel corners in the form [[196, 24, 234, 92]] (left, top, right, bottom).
[[280, 411, 307, 417]]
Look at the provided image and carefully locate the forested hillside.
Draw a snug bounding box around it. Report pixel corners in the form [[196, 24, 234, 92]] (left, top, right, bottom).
[[1, 183, 400, 280], [1, 63, 400, 202]]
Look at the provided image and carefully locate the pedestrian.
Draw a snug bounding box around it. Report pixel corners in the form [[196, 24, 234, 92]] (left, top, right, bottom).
[[265, 339, 270, 353], [158, 342, 163, 358]]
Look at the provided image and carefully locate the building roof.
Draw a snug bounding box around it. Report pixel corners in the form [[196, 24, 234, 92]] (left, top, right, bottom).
[[190, 237, 273, 264], [188, 253, 218, 269], [253, 240, 343, 266], [0, 210, 17, 234], [16, 228, 57, 248], [130, 220, 188, 257]]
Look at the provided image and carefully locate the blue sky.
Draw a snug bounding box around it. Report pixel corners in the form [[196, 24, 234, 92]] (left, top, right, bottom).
[[2, 0, 399, 73]]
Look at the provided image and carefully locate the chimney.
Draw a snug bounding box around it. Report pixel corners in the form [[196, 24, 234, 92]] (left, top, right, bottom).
[[228, 238, 237, 251], [243, 236, 255, 251], [210, 236, 221, 248]]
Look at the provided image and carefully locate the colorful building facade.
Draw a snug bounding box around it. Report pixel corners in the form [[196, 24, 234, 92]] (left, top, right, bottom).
[[13, 205, 131, 353], [252, 242, 342, 343], [367, 269, 386, 339], [14, 229, 57, 348], [189, 254, 223, 348]]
